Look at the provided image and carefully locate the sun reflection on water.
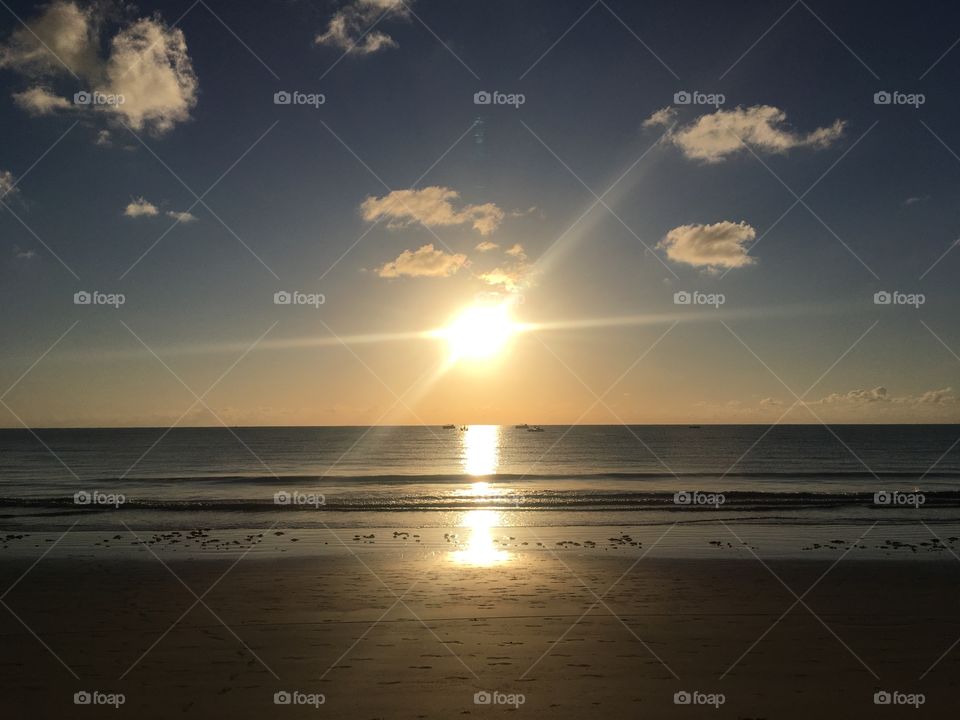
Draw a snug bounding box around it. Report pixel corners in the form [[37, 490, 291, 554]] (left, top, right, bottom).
[[462, 424, 500, 477], [449, 509, 510, 566]]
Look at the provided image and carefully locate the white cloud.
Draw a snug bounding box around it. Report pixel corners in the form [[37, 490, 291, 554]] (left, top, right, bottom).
[[651, 105, 845, 163], [13, 245, 36, 260], [478, 243, 533, 290], [376, 243, 468, 278], [12, 86, 73, 114], [813, 386, 957, 407], [658, 221, 756, 271], [0, 169, 17, 199], [124, 197, 158, 217], [0, 1, 198, 135], [94, 129, 111, 146], [475, 240, 498, 252], [166, 210, 197, 223], [642, 106, 676, 129], [316, 0, 409, 54], [361, 186, 505, 235]]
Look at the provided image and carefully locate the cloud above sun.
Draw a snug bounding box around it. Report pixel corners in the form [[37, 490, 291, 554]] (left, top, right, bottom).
[[123, 197, 197, 223], [659, 221, 756, 271], [316, 0, 410, 54], [646, 105, 845, 163], [376, 243, 468, 278], [0, 0, 198, 135], [361, 186, 505, 235]]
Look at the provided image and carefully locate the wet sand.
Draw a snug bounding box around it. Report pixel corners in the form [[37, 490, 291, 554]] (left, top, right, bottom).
[[1, 548, 958, 718]]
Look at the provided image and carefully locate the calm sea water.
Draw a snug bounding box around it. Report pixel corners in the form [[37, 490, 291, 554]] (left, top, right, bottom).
[[1, 425, 958, 520]]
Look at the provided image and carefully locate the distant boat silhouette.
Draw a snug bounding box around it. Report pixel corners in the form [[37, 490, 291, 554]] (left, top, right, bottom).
[[527, 425, 545, 432], [514, 423, 529, 429], [442, 424, 456, 429]]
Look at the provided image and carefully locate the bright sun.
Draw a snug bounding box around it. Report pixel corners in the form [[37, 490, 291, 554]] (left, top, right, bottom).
[[442, 303, 517, 362]]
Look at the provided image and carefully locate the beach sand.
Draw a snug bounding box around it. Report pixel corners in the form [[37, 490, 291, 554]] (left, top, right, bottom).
[[1, 542, 957, 718]]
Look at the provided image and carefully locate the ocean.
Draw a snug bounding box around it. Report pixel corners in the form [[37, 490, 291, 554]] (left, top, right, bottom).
[[1, 425, 958, 536]]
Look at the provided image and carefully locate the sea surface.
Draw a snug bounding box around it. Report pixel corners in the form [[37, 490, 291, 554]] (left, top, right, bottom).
[[1, 425, 959, 534]]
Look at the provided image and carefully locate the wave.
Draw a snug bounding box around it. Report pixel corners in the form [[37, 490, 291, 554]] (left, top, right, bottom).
[[4, 489, 960, 512]]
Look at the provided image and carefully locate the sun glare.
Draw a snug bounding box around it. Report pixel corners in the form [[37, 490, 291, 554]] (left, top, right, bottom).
[[442, 303, 516, 362]]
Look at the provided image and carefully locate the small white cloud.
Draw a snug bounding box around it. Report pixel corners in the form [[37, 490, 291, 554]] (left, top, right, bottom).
[[316, 0, 409, 54], [504, 243, 526, 258], [655, 105, 845, 163], [94, 129, 112, 146], [658, 221, 756, 271], [13, 245, 36, 260], [477, 243, 533, 290], [124, 196, 158, 218], [642, 106, 676, 129], [376, 243, 468, 278], [0, 169, 17, 199], [361, 186, 505, 235], [166, 210, 197, 223], [12, 86, 73, 115], [475, 240, 498, 252], [903, 196, 928, 206]]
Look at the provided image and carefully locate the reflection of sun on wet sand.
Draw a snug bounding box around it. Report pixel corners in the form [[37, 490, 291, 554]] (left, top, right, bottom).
[[450, 509, 510, 566]]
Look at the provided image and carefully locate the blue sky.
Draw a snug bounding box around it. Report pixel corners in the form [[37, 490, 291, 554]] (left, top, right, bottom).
[[1, 0, 959, 426]]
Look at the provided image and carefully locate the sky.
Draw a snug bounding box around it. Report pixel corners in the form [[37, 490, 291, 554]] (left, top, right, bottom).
[[1, 0, 959, 427]]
